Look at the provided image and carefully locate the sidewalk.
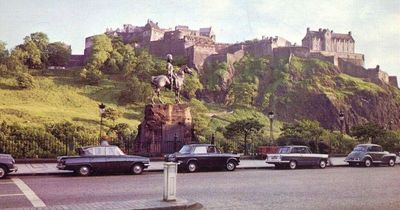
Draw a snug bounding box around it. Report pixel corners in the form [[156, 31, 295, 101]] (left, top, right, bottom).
[[5, 198, 202, 210], [12, 157, 352, 176]]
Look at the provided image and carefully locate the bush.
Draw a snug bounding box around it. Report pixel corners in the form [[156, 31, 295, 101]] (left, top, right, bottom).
[[79, 67, 102, 85], [16, 72, 35, 89]]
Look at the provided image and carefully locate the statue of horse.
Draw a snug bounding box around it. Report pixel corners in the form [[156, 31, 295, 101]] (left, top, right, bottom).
[[150, 65, 193, 104]]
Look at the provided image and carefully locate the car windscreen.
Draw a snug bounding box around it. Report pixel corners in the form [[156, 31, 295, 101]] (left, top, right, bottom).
[[353, 146, 367, 152], [179, 145, 192, 154], [278, 147, 291, 154]]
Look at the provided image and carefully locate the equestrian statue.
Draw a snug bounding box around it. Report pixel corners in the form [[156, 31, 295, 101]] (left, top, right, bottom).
[[150, 54, 193, 104]]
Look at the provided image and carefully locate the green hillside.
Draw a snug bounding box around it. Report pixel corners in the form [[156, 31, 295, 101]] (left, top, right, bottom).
[[0, 69, 142, 131]]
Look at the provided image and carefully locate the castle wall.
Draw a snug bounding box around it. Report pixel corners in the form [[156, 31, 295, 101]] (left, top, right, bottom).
[[149, 39, 187, 58], [187, 44, 216, 71], [309, 52, 337, 65], [273, 47, 310, 59], [389, 76, 399, 88]]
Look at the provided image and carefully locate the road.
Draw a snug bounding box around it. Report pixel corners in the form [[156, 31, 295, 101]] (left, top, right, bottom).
[[1, 167, 400, 210]]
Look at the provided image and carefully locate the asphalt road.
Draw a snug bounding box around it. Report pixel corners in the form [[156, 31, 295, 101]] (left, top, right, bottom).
[[1, 167, 400, 210]]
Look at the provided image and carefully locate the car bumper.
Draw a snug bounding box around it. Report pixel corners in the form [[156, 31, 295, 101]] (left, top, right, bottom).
[[56, 164, 67, 170], [344, 160, 362, 163], [9, 165, 18, 172]]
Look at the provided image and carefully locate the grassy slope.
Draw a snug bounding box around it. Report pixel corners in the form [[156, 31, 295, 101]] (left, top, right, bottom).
[[0, 70, 142, 131]]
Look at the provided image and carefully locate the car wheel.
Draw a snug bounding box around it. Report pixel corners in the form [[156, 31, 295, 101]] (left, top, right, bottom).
[[132, 164, 144, 175], [187, 161, 198, 173], [388, 158, 395, 167], [289, 160, 297, 169], [0, 166, 7, 179], [78, 166, 91, 176], [226, 161, 236, 171], [319, 160, 327, 169], [364, 158, 372, 167]]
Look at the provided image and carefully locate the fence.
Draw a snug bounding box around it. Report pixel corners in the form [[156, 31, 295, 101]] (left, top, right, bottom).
[[0, 136, 136, 158]]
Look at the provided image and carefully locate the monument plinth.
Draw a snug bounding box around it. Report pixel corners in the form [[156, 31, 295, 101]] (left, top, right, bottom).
[[134, 104, 197, 156]]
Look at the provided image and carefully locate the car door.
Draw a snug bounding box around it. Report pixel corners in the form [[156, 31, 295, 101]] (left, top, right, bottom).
[[369, 146, 385, 162], [192, 146, 208, 168], [290, 147, 305, 165], [90, 147, 108, 172], [301, 147, 315, 166], [206, 146, 222, 168], [106, 147, 127, 173]]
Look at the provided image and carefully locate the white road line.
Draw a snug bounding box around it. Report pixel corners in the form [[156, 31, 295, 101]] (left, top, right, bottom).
[[0, 193, 24, 197], [0, 182, 14, 184], [11, 178, 46, 208]]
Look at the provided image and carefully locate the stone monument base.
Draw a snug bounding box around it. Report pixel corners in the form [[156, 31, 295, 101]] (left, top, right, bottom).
[[134, 104, 197, 156]]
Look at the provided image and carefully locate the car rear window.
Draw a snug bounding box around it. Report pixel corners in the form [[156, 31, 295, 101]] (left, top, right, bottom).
[[353, 146, 367, 152]]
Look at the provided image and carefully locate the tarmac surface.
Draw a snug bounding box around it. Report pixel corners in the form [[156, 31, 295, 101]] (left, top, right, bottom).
[[12, 158, 353, 176]]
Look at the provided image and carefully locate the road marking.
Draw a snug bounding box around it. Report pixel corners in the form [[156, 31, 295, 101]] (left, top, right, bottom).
[[0, 193, 24, 197], [11, 178, 46, 208], [0, 182, 14, 184]]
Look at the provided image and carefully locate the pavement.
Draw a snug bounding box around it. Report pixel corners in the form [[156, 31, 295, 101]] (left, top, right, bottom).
[[12, 157, 355, 176], [4, 198, 202, 210]]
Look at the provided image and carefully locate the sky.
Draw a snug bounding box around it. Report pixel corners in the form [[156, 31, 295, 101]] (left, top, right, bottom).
[[0, 0, 399, 78]]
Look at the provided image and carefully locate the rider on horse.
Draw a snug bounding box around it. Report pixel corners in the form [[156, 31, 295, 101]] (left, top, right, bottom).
[[166, 54, 176, 90]]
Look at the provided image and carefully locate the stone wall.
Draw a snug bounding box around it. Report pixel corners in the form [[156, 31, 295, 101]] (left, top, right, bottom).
[[134, 104, 197, 156], [273, 47, 310, 59], [67, 54, 85, 67], [389, 76, 399, 88], [187, 44, 216, 71]]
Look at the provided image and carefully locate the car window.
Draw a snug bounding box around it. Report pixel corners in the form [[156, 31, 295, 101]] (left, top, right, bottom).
[[94, 147, 106, 155], [207, 146, 216, 153], [291, 147, 307, 154], [179, 145, 192, 154], [193, 146, 207, 154], [84, 148, 95, 155], [353, 146, 367, 152], [106, 147, 117, 156], [278, 147, 290, 154], [369, 146, 382, 152]]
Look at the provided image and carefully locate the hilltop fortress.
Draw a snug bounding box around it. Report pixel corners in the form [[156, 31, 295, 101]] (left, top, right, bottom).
[[82, 20, 398, 88]]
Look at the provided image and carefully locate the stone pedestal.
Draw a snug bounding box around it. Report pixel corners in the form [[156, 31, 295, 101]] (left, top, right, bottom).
[[134, 104, 197, 156]]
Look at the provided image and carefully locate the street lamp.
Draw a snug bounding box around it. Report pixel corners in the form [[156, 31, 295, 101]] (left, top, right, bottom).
[[339, 111, 345, 134], [98, 103, 106, 140], [268, 111, 274, 142]]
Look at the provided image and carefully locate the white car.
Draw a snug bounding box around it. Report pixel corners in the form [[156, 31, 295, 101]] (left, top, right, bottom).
[[266, 145, 329, 169]]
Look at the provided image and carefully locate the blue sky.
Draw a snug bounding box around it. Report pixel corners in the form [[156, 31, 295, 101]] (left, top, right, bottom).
[[0, 0, 399, 78]]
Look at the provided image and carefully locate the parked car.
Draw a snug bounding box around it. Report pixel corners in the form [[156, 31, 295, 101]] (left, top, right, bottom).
[[57, 145, 150, 176], [164, 144, 240, 172], [0, 154, 18, 179], [345, 144, 397, 167], [265, 145, 329, 169]]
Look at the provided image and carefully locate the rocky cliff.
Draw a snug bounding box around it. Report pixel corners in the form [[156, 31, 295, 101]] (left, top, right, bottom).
[[199, 55, 400, 130]]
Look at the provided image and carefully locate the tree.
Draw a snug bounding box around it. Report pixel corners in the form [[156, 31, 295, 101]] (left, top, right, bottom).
[[119, 75, 153, 104], [224, 119, 264, 155], [350, 122, 386, 144], [103, 107, 121, 124], [19, 32, 49, 68], [47, 42, 71, 66], [79, 67, 102, 85], [0, 41, 9, 63], [182, 70, 203, 99], [278, 119, 324, 153]]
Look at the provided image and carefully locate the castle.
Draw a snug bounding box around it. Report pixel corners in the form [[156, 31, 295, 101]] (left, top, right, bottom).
[[80, 20, 398, 88]]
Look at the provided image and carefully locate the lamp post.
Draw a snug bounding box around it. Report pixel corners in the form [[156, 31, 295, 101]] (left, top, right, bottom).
[[268, 111, 274, 142], [98, 103, 106, 140], [339, 111, 345, 134], [211, 133, 215, 145]]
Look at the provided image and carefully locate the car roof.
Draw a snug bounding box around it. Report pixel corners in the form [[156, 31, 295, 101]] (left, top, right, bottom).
[[280, 145, 309, 148], [356, 144, 381, 147], [186, 144, 213, 147], [81, 145, 118, 149]]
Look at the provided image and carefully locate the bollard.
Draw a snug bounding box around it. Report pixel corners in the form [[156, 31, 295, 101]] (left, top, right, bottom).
[[163, 162, 177, 201]]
